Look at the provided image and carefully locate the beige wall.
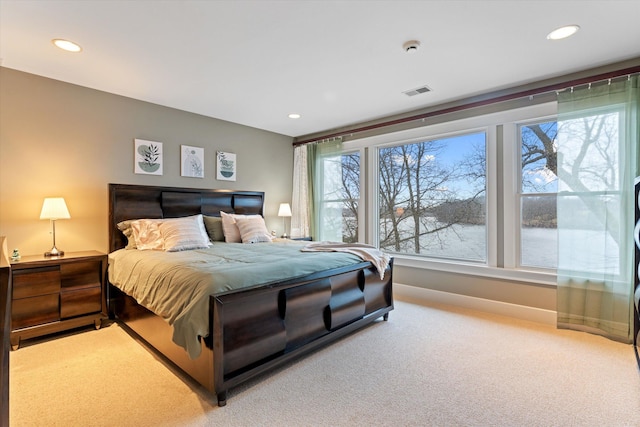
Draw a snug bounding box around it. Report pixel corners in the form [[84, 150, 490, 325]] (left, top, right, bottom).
[[0, 68, 294, 256]]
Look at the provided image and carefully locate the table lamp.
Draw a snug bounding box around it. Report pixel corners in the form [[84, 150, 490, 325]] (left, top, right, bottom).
[[278, 203, 292, 238], [40, 197, 71, 257]]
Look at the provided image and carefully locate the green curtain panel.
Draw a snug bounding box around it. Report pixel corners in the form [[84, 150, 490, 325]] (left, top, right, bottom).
[[556, 76, 639, 343], [306, 143, 318, 240], [309, 138, 343, 242]]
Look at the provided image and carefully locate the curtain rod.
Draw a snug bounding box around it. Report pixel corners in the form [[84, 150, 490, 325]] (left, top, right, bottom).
[[293, 65, 640, 147]]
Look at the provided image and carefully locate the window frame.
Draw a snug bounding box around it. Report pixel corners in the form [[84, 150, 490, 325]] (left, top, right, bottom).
[[315, 147, 365, 243], [374, 129, 491, 263], [504, 116, 559, 272]]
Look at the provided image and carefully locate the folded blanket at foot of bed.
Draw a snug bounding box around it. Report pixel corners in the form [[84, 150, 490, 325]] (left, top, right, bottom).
[[301, 241, 391, 279]]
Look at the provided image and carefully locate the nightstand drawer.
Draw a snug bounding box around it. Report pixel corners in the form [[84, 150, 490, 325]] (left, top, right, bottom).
[[12, 267, 60, 299], [60, 287, 102, 318], [12, 294, 60, 329], [61, 260, 102, 291]]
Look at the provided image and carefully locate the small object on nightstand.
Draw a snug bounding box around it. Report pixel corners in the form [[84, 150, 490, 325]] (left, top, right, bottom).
[[10, 249, 21, 262]]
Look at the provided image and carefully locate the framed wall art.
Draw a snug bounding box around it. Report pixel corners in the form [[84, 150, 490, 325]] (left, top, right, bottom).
[[181, 145, 204, 178], [216, 151, 236, 181], [134, 139, 163, 175]]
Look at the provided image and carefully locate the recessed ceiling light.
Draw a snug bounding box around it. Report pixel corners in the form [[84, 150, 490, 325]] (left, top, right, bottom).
[[288, 113, 301, 119], [52, 38, 82, 52], [546, 25, 580, 40]]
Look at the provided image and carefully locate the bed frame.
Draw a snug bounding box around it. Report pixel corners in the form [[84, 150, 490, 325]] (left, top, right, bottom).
[[108, 183, 393, 406]]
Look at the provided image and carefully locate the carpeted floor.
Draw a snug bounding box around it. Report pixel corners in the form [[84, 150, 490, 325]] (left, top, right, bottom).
[[9, 300, 640, 426]]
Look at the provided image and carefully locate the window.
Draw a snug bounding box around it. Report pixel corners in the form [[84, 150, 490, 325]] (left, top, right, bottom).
[[316, 151, 360, 243], [519, 120, 558, 269], [378, 132, 487, 262], [556, 107, 627, 276], [310, 101, 558, 283]]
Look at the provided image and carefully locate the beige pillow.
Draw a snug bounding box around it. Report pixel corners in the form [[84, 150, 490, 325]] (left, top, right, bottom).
[[131, 219, 163, 250], [220, 211, 261, 243], [159, 214, 211, 252], [235, 217, 273, 244]]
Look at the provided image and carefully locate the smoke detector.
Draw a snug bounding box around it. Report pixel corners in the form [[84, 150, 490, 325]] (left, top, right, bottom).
[[402, 40, 421, 53]]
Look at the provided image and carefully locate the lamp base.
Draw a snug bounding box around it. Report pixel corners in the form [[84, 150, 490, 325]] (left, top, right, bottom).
[[44, 247, 64, 257]]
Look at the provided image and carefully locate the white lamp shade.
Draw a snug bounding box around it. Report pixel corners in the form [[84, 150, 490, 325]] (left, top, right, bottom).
[[40, 197, 71, 220], [278, 203, 292, 217]]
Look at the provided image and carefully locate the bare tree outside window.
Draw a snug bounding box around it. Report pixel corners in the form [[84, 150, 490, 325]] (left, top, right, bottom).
[[378, 133, 487, 261], [520, 121, 558, 269]]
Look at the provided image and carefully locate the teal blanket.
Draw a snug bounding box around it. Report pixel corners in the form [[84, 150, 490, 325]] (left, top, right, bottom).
[[108, 240, 362, 359]]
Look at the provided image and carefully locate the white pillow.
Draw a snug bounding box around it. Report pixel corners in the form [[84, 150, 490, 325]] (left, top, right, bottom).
[[130, 219, 163, 250], [220, 211, 261, 243], [235, 217, 273, 244], [159, 214, 211, 252]]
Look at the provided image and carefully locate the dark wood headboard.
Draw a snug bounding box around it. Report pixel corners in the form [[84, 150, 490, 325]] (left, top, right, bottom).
[[108, 184, 265, 253]]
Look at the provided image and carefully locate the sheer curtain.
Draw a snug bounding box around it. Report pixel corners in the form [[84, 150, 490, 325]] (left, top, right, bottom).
[[556, 76, 639, 343], [291, 144, 310, 239]]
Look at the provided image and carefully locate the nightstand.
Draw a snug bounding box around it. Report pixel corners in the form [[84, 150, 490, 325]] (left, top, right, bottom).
[[10, 250, 107, 350]]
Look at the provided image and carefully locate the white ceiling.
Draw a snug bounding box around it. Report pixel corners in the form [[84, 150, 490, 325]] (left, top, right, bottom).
[[1, 0, 639, 138]]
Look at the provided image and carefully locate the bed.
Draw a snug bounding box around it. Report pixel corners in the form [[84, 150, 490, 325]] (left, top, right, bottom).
[[107, 183, 393, 406]]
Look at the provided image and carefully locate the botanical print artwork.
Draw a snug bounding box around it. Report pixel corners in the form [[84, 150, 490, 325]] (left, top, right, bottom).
[[134, 139, 163, 175], [217, 151, 236, 181], [181, 145, 204, 178]]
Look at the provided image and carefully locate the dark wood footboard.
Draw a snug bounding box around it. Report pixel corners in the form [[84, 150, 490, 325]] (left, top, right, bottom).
[[111, 259, 393, 406], [212, 260, 393, 405]]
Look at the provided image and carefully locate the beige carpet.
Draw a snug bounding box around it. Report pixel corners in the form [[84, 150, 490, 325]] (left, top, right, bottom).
[[9, 300, 640, 427]]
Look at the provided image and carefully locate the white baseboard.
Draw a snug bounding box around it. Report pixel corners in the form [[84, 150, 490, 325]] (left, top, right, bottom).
[[393, 282, 556, 326]]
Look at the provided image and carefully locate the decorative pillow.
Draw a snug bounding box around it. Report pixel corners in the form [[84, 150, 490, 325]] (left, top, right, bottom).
[[220, 211, 261, 243], [159, 214, 211, 252], [202, 216, 225, 242], [130, 219, 164, 250], [235, 217, 273, 244], [117, 219, 137, 249]]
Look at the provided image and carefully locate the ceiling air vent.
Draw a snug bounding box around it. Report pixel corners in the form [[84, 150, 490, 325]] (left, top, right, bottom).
[[403, 85, 432, 97]]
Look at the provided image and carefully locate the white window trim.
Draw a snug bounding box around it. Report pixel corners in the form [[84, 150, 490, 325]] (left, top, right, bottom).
[[505, 114, 558, 271]]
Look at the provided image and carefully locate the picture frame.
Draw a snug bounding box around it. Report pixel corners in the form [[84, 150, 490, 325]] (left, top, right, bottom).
[[216, 151, 236, 181], [134, 139, 163, 175], [181, 145, 204, 178]]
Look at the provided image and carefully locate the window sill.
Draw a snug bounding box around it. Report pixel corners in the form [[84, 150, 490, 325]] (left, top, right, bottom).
[[393, 255, 557, 287]]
